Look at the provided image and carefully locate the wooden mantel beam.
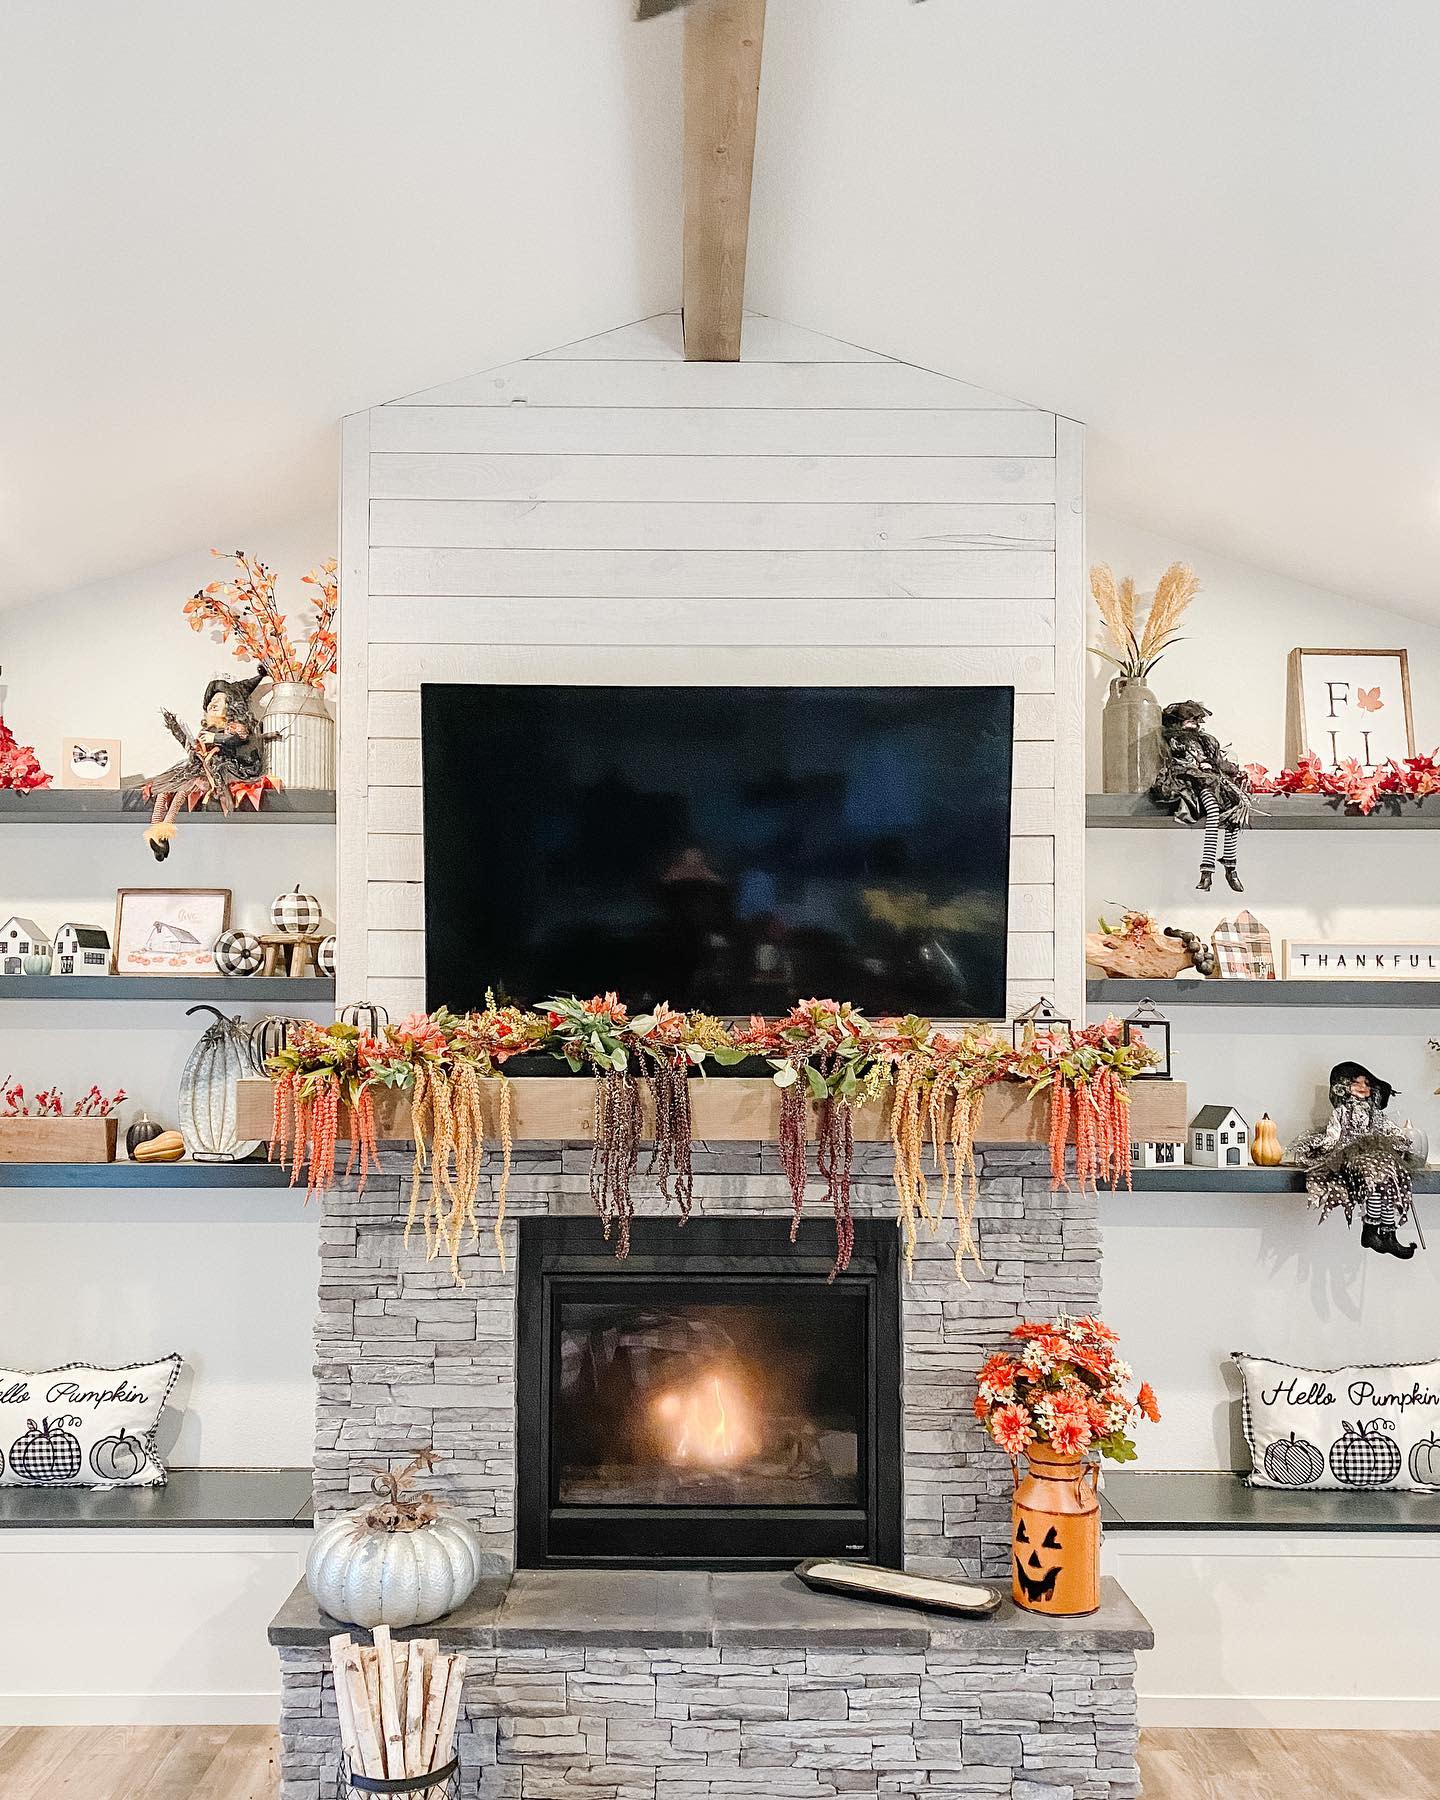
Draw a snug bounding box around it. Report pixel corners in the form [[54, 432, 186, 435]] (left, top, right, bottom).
[[682, 0, 767, 362]]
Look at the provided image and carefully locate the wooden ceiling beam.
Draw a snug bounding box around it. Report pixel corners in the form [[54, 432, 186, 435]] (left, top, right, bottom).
[[682, 0, 767, 362]]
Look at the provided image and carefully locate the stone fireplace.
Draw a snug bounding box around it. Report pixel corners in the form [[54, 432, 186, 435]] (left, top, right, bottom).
[[514, 1214, 902, 1568]]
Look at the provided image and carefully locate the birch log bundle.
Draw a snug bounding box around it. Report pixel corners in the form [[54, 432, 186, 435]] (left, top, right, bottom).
[[330, 1626, 466, 1787]]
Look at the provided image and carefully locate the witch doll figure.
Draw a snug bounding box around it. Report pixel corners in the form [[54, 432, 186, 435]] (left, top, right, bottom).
[[140, 671, 273, 861], [1287, 1061, 1425, 1259], [1148, 699, 1253, 891]]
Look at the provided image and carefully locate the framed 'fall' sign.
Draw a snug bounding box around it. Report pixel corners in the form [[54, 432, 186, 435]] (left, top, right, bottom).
[[1285, 648, 1415, 770]]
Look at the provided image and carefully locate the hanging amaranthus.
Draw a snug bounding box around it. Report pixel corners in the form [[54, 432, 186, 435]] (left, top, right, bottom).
[[1031, 1022, 1149, 1194], [546, 994, 644, 1259]]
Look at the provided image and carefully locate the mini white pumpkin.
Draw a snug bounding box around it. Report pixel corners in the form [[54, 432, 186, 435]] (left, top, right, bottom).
[[305, 1452, 485, 1629]]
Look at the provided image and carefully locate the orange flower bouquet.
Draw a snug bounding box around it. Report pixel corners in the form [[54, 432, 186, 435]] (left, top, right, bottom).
[[185, 550, 338, 687], [974, 1315, 1159, 1465]]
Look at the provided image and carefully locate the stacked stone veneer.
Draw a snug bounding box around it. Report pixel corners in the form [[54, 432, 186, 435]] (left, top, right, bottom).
[[314, 1139, 1099, 1579], [277, 1635, 1140, 1800]]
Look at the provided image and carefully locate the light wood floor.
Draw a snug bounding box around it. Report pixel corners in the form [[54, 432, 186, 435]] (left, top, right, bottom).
[[2, 1725, 1438, 1798]]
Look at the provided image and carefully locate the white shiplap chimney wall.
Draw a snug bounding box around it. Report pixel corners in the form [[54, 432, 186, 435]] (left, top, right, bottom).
[[335, 312, 1083, 1021]]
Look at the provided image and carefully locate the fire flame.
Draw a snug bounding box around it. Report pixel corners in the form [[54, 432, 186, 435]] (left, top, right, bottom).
[[654, 1373, 758, 1466]]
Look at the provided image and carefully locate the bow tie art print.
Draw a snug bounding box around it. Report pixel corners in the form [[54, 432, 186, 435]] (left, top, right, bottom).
[[60, 737, 121, 791]]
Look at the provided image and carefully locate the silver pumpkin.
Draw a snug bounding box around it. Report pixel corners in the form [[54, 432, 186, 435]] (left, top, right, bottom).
[[305, 1509, 486, 1628], [178, 1004, 263, 1163]]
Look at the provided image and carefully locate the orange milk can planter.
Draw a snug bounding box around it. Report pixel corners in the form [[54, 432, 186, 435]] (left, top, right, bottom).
[[1011, 1443, 1101, 1617]]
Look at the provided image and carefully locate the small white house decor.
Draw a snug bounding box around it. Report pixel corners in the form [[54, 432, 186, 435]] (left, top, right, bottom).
[[0, 917, 51, 976], [1190, 1105, 1248, 1167], [1283, 942, 1440, 981], [1132, 1139, 1183, 1170], [52, 923, 111, 976]]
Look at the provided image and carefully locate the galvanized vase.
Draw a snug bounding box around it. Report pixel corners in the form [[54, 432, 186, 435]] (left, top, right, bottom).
[[1101, 676, 1161, 794], [262, 681, 336, 791]]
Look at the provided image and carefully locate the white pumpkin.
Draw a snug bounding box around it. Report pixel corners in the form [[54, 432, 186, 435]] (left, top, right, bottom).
[[306, 1508, 485, 1628]]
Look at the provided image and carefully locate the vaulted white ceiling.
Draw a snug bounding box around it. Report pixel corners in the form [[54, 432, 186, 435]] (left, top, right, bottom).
[[2, 2, 1437, 618]]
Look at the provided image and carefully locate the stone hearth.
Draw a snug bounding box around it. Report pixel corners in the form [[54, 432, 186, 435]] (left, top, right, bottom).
[[272, 1570, 1151, 1800]]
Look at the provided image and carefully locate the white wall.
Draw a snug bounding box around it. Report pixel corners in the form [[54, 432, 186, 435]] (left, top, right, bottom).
[[1086, 514, 1440, 1468], [340, 310, 1086, 1025], [1, 521, 335, 1466]]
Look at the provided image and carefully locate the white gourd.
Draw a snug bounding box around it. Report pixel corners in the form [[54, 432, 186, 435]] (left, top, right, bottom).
[[305, 1509, 485, 1628]]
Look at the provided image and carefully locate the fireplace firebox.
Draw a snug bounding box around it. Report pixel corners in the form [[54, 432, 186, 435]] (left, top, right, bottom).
[[516, 1217, 902, 1568]]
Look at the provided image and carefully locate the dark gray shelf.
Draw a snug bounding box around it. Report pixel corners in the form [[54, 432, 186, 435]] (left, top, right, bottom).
[[1124, 1166, 1440, 1194], [0, 1466, 312, 1529], [0, 975, 333, 1002], [0, 1160, 302, 1188], [1102, 1470, 1440, 1533], [1089, 978, 1440, 1009], [1088, 792, 1440, 829], [0, 789, 334, 825]]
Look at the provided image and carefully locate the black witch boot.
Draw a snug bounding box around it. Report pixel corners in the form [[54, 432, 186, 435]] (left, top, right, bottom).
[[1197, 867, 1214, 892], [1222, 861, 1244, 892], [1362, 1221, 1417, 1259]]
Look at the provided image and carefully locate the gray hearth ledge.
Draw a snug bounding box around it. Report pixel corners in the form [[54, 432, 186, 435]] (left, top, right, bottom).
[[269, 1572, 1152, 1655]]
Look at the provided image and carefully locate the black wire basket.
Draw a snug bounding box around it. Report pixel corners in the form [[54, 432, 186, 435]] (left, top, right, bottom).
[[336, 1753, 462, 1798]]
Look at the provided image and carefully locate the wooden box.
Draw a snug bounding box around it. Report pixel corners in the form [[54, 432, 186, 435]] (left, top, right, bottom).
[[235, 1077, 1187, 1149], [0, 1117, 119, 1163]]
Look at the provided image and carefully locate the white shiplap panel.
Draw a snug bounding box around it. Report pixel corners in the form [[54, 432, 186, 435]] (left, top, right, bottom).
[[368, 407, 1057, 458], [1008, 884, 1055, 933], [1006, 933, 1054, 981], [1052, 417, 1087, 1020], [367, 734, 1055, 793], [532, 313, 887, 363], [395, 360, 1030, 411], [367, 597, 1053, 649], [369, 546, 1054, 601], [369, 686, 1057, 742], [367, 882, 424, 931], [367, 832, 423, 881], [368, 930, 425, 978], [369, 454, 1058, 505], [367, 978, 428, 1017], [1008, 837, 1054, 885], [366, 643, 1056, 693], [336, 410, 371, 1001], [368, 500, 1055, 552]]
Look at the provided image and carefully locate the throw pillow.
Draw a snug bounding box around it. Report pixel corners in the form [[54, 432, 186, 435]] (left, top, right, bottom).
[[0, 1354, 182, 1488], [1233, 1351, 1440, 1492]]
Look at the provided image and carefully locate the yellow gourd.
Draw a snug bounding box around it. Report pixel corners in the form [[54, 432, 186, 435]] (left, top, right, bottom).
[[1250, 1113, 1283, 1166]]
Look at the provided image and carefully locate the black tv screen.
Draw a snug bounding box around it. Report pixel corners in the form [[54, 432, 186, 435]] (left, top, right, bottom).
[[422, 685, 1014, 1018]]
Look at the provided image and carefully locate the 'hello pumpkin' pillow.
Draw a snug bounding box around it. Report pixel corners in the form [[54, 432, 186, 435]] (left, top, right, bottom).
[[0, 1355, 182, 1488], [1233, 1352, 1440, 1492]]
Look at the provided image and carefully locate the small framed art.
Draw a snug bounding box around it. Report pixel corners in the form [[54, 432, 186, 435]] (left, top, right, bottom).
[[113, 889, 231, 975], [60, 737, 121, 791], [1285, 648, 1414, 770]]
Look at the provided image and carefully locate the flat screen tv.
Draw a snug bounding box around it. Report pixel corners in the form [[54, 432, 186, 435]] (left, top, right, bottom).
[[422, 685, 1014, 1018]]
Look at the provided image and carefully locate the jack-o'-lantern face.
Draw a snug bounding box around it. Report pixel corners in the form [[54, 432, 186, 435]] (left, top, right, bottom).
[[1013, 1516, 1063, 1605]]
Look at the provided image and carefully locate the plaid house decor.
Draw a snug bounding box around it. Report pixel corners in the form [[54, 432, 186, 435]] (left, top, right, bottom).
[[1212, 910, 1276, 980]]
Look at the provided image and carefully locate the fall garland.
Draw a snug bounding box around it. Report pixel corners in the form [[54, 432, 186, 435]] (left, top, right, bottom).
[[266, 997, 1157, 1283], [1245, 750, 1440, 816]]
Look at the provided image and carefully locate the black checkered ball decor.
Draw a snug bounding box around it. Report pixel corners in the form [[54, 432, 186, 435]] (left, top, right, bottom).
[[213, 929, 263, 977], [271, 885, 323, 937]]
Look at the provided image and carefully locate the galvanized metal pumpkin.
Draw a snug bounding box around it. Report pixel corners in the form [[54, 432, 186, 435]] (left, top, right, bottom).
[[178, 1004, 263, 1163], [305, 1453, 485, 1628]]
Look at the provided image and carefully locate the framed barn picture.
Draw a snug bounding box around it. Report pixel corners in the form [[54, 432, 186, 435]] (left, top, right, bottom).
[[1285, 648, 1415, 770], [113, 889, 231, 975]]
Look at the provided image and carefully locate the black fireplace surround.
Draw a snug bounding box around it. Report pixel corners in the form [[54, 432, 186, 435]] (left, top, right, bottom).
[[516, 1217, 902, 1569]]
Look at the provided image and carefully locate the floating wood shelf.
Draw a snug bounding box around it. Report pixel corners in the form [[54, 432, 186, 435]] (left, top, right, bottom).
[[0, 1160, 301, 1188], [0, 789, 335, 825], [234, 1075, 1189, 1146], [1088, 978, 1440, 1009], [1123, 1166, 1440, 1195], [1087, 793, 1440, 830], [0, 976, 334, 1002]]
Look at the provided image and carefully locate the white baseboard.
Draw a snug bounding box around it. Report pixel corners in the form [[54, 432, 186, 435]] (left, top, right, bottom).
[[0, 1693, 280, 1726], [1139, 1694, 1440, 1730]]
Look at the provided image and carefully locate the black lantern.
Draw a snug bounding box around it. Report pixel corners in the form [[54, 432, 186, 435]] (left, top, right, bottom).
[[1121, 996, 1172, 1080], [1010, 996, 1073, 1051]]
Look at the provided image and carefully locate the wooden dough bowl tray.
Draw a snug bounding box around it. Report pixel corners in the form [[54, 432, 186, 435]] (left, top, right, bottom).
[[235, 1077, 1187, 1147]]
